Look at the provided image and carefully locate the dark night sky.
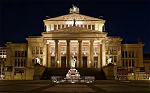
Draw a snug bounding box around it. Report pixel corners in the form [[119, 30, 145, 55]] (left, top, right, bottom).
[[0, 0, 150, 52]]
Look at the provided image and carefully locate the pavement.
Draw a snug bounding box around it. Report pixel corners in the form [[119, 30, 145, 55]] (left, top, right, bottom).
[[0, 80, 149, 93]]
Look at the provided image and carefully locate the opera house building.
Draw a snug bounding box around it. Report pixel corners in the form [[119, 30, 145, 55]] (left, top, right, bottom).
[[0, 6, 147, 80]]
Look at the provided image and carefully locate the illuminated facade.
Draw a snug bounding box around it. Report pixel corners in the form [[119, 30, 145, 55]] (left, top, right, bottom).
[[3, 5, 145, 80]]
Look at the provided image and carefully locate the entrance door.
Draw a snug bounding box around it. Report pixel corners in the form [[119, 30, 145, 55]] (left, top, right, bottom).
[[83, 56, 87, 68], [51, 56, 55, 67], [61, 56, 66, 68], [94, 57, 98, 68]]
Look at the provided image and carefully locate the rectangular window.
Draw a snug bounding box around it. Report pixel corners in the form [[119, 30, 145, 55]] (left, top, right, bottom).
[[122, 51, 124, 58], [92, 25, 95, 30], [0, 50, 2, 55], [24, 59, 26, 67], [132, 51, 134, 58], [21, 51, 24, 57], [54, 25, 57, 30], [72, 47, 77, 53], [123, 60, 124, 66], [18, 51, 20, 57], [84, 25, 87, 28], [82, 47, 87, 53], [15, 51, 17, 57], [15, 59, 17, 66], [40, 47, 43, 54], [25, 51, 27, 57], [62, 25, 64, 28], [88, 25, 91, 29], [21, 59, 24, 67], [81, 25, 83, 28], [93, 46, 98, 53], [125, 51, 127, 58], [129, 59, 131, 67], [18, 59, 20, 67], [126, 60, 128, 67], [66, 25, 68, 27], [51, 46, 55, 53], [132, 59, 134, 67], [36, 47, 39, 54], [32, 47, 36, 54], [58, 25, 61, 29], [129, 51, 131, 58], [61, 46, 66, 53]]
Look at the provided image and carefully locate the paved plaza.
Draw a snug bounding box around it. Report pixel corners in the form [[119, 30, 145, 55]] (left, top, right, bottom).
[[0, 80, 149, 93]]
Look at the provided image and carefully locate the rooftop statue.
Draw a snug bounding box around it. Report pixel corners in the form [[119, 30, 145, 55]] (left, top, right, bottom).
[[69, 5, 79, 14]]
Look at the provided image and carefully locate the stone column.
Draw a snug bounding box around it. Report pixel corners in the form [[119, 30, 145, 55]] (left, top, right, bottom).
[[43, 40, 48, 67], [90, 40, 94, 67], [67, 40, 70, 68], [46, 44, 48, 67], [78, 40, 82, 68], [55, 40, 58, 67], [102, 40, 106, 67], [48, 44, 51, 67], [99, 44, 102, 68]]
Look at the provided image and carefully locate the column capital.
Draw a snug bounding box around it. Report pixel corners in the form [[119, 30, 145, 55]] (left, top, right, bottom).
[[78, 40, 82, 42], [55, 39, 58, 42], [66, 40, 70, 43]]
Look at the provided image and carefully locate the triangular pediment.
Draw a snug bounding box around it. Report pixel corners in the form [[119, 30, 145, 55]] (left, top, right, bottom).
[[45, 13, 103, 21]]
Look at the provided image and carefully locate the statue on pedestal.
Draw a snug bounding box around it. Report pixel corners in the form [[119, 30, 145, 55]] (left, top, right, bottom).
[[107, 57, 112, 64], [71, 56, 76, 68], [36, 57, 41, 64]]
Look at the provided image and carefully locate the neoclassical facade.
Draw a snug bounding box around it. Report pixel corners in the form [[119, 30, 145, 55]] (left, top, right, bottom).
[[3, 5, 144, 80]]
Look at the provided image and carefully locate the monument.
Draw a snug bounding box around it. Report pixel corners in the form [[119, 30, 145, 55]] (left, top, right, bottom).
[[66, 56, 80, 80], [51, 56, 94, 83]]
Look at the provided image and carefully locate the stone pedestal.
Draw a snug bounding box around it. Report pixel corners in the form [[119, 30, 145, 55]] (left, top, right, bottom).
[[103, 63, 115, 80], [66, 68, 80, 79], [33, 64, 46, 80]]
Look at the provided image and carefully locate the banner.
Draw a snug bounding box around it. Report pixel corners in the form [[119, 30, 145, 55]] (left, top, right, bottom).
[[128, 68, 134, 73], [15, 68, 25, 73], [117, 67, 128, 76], [136, 67, 145, 73], [3, 66, 13, 72]]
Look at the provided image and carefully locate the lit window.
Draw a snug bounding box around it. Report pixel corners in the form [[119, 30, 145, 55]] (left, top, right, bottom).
[[93, 46, 98, 53], [82, 47, 87, 53], [32, 47, 36, 54], [61, 46, 66, 54], [51, 46, 55, 54], [72, 47, 77, 53]]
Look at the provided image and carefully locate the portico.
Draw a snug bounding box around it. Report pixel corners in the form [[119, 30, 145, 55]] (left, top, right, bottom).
[[43, 38, 105, 68]]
